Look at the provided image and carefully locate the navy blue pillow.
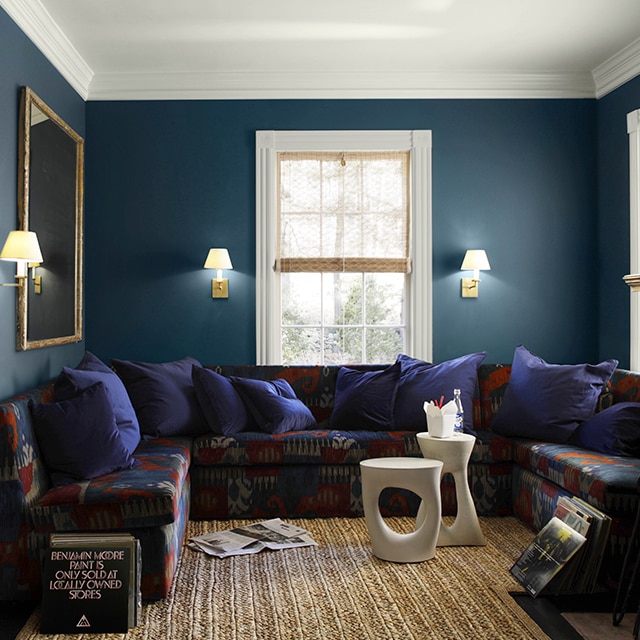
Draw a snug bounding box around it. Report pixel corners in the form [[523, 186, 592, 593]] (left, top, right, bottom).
[[394, 352, 486, 432], [330, 363, 401, 431], [111, 357, 208, 437], [492, 345, 618, 443], [54, 352, 141, 454], [231, 376, 317, 434], [572, 402, 640, 457], [192, 367, 254, 435], [31, 383, 137, 487]]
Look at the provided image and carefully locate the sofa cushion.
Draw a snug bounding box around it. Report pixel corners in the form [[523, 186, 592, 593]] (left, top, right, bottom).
[[31, 437, 192, 532], [112, 357, 208, 437], [330, 363, 401, 431], [572, 402, 640, 457], [30, 383, 138, 488], [513, 439, 640, 516], [192, 429, 420, 466], [54, 352, 141, 454], [231, 377, 317, 434], [492, 345, 618, 443], [394, 352, 486, 433], [192, 366, 254, 435]]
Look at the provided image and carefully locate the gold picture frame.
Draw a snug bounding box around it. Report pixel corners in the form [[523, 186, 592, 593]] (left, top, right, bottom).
[[17, 87, 84, 350]]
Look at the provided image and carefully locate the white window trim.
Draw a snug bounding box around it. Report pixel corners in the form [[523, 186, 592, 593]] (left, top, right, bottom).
[[628, 110, 640, 369], [255, 130, 432, 365]]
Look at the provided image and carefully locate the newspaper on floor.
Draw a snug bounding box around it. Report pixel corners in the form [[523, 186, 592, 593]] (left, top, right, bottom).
[[188, 518, 318, 558]]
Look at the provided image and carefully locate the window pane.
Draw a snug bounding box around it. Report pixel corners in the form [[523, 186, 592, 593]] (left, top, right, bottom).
[[324, 327, 362, 364], [322, 273, 362, 325], [365, 273, 405, 325], [283, 327, 321, 365], [366, 328, 404, 364], [282, 273, 321, 325]]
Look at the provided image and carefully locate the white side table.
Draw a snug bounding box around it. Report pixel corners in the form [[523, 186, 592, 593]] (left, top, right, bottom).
[[416, 432, 486, 547], [360, 457, 443, 562]]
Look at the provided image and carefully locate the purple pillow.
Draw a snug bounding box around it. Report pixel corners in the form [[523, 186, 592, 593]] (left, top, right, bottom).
[[492, 345, 618, 443], [330, 363, 401, 431], [31, 383, 137, 487], [394, 352, 486, 432], [54, 352, 141, 454], [231, 376, 317, 434], [111, 357, 208, 437], [572, 402, 640, 457], [192, 367, 254, 435]]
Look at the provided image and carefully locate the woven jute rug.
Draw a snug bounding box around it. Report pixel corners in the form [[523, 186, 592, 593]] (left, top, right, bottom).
[[17, 516, 549, 640]]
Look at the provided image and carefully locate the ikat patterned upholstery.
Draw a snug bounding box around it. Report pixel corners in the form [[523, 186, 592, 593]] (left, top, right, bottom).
[[3, 360, 640, 604], [0, 382, 191, 601], [479, 364, 640, 591], [190, 364, 514, 520]]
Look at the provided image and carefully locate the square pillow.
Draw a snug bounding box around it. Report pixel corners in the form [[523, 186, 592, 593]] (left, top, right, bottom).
[[111, 357, 208, 437], [572, 402, 640, 457], [192, 366, 255, 435], [30, 382, 137, 487], [230, 376, 317, 434], [330, 363, 401, 431], [54, 352, 141, 454], [491, 345, 618, 443], [394, 352, 487, 432]]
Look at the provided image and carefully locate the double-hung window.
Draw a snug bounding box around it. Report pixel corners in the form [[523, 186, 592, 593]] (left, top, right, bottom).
[[256, 130, 432, 365]]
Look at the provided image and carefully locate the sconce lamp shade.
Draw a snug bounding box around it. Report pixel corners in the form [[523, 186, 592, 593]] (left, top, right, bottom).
[[0, 230, 43, 263], [0, 230, 43, 280], [460, 249, 490, 299], [204, 248, 233, 271], [204, 248, 233, 299], [460, 249, 491, 272]]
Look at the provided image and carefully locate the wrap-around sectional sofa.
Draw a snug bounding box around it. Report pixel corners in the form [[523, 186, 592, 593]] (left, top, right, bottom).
[[1, 349, 639, 603]]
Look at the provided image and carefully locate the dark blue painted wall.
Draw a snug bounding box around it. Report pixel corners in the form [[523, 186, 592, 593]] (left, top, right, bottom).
[[85, 98, 599, 366], [0, 8, 85, 400], [597, 75, 640, 369]]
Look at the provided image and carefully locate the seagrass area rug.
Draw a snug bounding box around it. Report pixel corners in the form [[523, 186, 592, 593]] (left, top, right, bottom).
[[17, 516, 550, 640]]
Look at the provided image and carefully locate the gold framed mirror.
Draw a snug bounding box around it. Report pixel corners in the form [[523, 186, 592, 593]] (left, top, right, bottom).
[[17, 87, 84, 350]]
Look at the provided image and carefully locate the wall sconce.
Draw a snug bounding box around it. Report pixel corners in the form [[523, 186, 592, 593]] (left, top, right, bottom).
[[460, 249, 491, 298], [0, 230, 43, 290], [204, 248, 233, 298]]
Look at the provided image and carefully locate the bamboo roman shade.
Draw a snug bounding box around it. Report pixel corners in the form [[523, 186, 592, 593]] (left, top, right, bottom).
[[276, 151, 411, 273]]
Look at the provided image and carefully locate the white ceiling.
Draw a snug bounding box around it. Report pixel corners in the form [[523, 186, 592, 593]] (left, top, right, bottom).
[[3, 0, 640, 100]]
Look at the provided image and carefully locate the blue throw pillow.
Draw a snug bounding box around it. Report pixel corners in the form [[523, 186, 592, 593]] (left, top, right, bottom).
[[54, 352, 141, 454], [330, 363, 401, 431], [572, 402, 640, 457], [111, 357, 209, 437], [31, 382, 137, 487], [231, 376, 317, 435], [394, 352, 486, 432], [192, 367, 255, 435], [492, 345, 618, 443]]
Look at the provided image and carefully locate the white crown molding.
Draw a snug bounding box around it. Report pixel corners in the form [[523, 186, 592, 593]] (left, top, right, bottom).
[[88, 69, 596, 101], [4, 0, 640, 101], [0, 0, 93, 99], [593, 36, 640, 99]]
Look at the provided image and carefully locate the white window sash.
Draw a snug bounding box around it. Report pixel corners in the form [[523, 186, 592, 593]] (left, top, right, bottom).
[[256, 130, 432, 365]]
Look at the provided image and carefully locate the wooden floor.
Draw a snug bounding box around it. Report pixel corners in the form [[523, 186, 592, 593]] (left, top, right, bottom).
[[562, 612, 635, 640]]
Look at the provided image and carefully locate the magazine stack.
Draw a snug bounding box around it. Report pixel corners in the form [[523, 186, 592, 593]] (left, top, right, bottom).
[[40, 532, 141, 634], [510, 496, 611, 598]]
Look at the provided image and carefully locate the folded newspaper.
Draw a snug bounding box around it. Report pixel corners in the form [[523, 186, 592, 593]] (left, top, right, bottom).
[[188, 518, 318, 558]]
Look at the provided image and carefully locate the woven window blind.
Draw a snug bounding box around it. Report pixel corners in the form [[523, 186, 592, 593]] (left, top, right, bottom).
[[276, 151, 411, 273]]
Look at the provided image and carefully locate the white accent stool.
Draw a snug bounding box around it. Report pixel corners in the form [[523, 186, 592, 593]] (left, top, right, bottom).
[[416, 432, 486, 547], [360, 457, 443, 563]]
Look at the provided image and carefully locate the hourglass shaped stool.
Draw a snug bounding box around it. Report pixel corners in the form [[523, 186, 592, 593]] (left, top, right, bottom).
[[360, 457, 443, 563], [416, 432, 486, 546]]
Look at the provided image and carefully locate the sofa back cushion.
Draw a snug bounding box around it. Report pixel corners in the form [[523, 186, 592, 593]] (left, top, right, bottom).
[[488, 346, 618, 442]]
